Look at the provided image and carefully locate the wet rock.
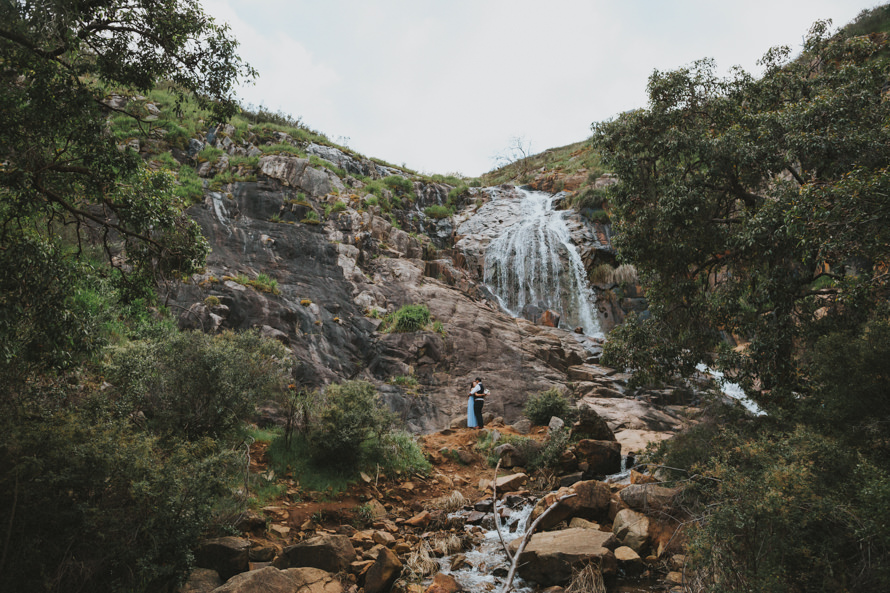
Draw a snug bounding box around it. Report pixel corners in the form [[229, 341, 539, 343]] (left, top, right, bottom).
[[277, 534, 356, 572], [473, 499, 494, 512], [363, 548, 402, 593], [613, 509, 650, 552], [507, 528, 617, 585], [194, 536, 249, 580], [179, 568, 221, 593], [530, 480, 612, 529], [449, 554, 469, 571]]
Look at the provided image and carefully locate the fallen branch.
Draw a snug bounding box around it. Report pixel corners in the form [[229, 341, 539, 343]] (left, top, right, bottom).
[[499, 493, 577, 593]]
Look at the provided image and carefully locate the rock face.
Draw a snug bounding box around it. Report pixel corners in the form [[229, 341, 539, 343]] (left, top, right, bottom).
[[161, 163, 690, 445], [507, 528, 618, 585]]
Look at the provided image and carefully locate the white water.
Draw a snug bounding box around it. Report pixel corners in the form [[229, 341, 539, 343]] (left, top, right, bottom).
[[483, 188, 601, 337], [436, 502, 536, 592], [695, 363, 765, 415]]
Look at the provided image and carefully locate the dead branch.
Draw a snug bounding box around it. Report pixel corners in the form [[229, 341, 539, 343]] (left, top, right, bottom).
[[499, 493, 577, 593]]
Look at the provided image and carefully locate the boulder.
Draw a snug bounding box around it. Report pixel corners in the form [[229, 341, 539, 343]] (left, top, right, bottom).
[[424, 572, 463, 593], [507, 528, 617, 585], [612, 509, 650, 552], [484, 473, 528, 493], [571, 439, 621, 476], [364, 547, 402, 593], [548, 416, 565, 432], [570, 406, 616, 441], [619, 484, 680, 512], [212, 566, 343, 593], [530, 480, 612, 529], [277, 534, 356, 572], [511, 418, 532, 434], [179, 568, 222, 593], [614, 546, 644, 576], [194, 536, 249, 580], [404, 511, 431, 528], [540, 309, 560, 327]]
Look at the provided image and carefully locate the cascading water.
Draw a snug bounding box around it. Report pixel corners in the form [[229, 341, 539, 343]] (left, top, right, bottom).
[[483, 188, 601, 337]]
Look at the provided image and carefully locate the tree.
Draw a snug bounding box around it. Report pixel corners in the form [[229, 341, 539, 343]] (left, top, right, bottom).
[[592, 21, 890, 592], [592, 22, 890, 411], [0, 0, 254, 305]]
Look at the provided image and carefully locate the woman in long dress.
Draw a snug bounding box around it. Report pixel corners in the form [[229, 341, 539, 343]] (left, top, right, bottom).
[[467, 378, 481, 428]]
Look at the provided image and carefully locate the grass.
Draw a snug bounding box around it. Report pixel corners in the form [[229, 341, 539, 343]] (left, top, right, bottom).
[[423, 205, 451, 219]]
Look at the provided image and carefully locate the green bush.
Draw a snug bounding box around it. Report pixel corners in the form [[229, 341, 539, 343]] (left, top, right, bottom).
[[532, 426, 573, 471], [423, 204, 452, 219], [377, 430, 432, 476], [380, 304, 431, 333], [309, 380, 395, 469], [523, 387, 572, 426], [383, 175, 413, 195], [0, 405, 236, 593], [106, 329, 289, 441]]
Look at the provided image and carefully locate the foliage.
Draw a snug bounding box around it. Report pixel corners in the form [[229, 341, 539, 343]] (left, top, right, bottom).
[[0, 0, 252, 297], [532, 426, 573, 471], [383, 174, 414, 196], [106, 329, 290, 441], [388, 374, 419, 388], [423, 204, 452, 219], [309, 381, 396, 468], [523, 387, 572, 426], [670, 418, 890, 593], [376, 430, 432, 476], [380, 304, 432, 333], [593, 23, 890, 402], [0, 402, 237, 593]]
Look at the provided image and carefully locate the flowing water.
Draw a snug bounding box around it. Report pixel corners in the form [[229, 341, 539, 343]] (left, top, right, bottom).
[[483, 188, 601, 337], [436, 502, 537, 592]]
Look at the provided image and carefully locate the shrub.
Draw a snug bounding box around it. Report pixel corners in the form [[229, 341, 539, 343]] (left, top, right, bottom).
[[106, 329, 289, 441], [331, 200, 347, 212], [388, 374, 419, 387], [309, 381, 396, 468], [532, 426, 573, 471], [424, 204, 451, 219], [0, 405, 236, 593], [378, 430, 432, 476], [383, 175, 413, 195], [380, 304, 431, 333], [364, 195, 379, 207], [523, 387, 572, 426]]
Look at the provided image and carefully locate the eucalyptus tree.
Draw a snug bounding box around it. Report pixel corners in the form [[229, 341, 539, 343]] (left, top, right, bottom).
[[592, 22, 890, 411], [0, 0, 254, 377]]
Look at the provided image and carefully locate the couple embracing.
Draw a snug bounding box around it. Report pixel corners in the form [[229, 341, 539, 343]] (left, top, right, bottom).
[[467, 377, 490, 429]]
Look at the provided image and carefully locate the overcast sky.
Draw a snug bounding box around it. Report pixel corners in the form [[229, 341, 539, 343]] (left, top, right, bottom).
[[203, 0, 879, 177]]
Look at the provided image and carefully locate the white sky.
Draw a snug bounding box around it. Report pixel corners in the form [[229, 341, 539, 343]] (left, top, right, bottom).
[[203, 0, 880, 177]]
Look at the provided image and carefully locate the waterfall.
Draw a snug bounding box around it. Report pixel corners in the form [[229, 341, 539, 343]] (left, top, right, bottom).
[[483, 188, 601, 336]]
